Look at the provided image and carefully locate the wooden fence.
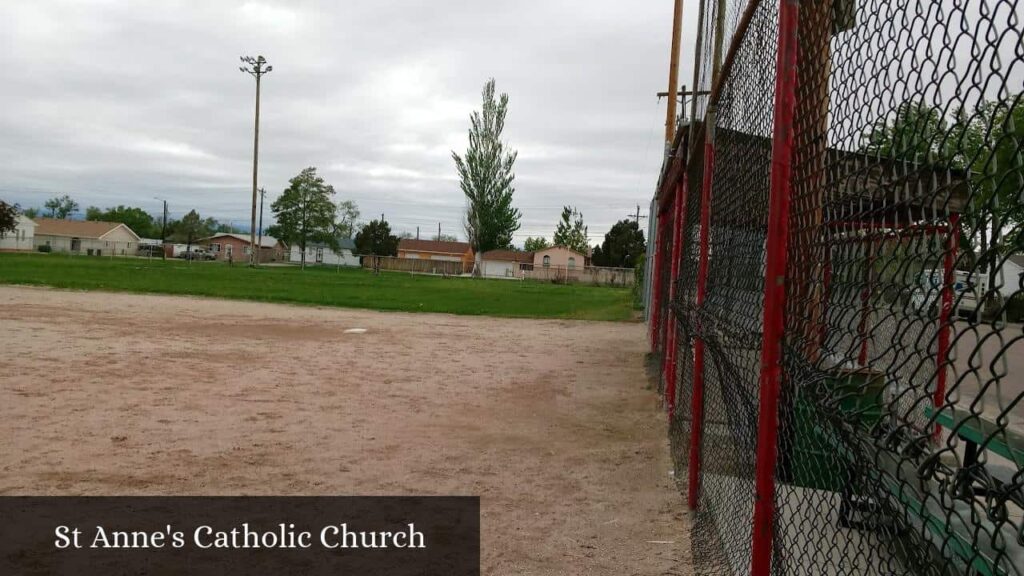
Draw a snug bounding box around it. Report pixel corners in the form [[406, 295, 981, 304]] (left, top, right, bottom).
[[360, 255, 467, 275]]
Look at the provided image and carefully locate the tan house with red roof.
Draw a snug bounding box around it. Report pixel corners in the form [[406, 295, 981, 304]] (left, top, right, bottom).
[[397, 239, 474, 267], [33, 218, 141, 256]]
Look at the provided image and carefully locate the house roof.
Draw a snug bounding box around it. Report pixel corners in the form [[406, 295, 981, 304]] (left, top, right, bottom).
[[534, 245, 588, 259], [33, 218, 139, 240], [16, 215, 36, 228], [482, 249, 534, 263], [297, 237, 357, 251], [201, 233, 282, 248], [398, 238, 471, 255]]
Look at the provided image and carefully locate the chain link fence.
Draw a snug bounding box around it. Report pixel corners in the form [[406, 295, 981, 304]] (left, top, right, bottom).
[[651, 0, 1024, 574]]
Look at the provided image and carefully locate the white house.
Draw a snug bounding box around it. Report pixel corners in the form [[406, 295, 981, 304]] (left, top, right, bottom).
[[33, 218, 141, 256], [0, 215, 36, 251], [992, 254, 1024, 298], [480, 249, 533, 278], [289, 237, 359, 266]]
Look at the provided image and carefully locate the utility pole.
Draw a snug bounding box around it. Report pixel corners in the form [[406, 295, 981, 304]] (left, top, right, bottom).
[[438, 222, 441, 240], [664, 0, 684, 146], [629, 204, 649, 225], [689, 0, 708, 151], [240, 55, 272, 267], [154, 197, 168, 260], [257, 187, 266, 265], [416, 226, 419, 240], [657, 86, 711, 124]]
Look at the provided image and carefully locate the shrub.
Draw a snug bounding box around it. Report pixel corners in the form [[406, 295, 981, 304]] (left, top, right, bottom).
[[632, 254, 645, 309], [37, 245, 51, 253], [1006, 292, 1024, 323]]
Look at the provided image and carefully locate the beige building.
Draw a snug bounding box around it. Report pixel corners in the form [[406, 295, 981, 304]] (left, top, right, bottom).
[[397, 239, 474, 265], [533, 246, 587, 270], [0, 215, 36, 251], [33, 218, 141, 256]]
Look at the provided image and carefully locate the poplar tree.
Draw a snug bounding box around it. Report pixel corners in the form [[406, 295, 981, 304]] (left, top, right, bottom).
[[453, 78, 521, 275]]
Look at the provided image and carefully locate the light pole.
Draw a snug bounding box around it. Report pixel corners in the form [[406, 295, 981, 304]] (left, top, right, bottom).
[[153, 197, 168, 260], [257, 187, 266, 263], [240, 55, 272, 267]]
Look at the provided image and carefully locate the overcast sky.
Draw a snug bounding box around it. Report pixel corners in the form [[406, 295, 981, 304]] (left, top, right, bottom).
[[0, 1, 705, 245]]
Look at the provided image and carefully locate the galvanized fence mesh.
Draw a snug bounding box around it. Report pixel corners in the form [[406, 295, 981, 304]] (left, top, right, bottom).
[[651, 0, 1024, 574]]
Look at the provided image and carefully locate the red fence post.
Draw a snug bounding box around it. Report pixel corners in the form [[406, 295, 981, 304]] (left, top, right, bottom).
[[663, 177, 689, 416], [687, 124, 716, 510], [934, 214, 960, 439], [750, 0, 799, 573], [649, 209, 667, 350]]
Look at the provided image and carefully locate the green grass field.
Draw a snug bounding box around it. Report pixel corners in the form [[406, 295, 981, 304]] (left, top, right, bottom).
[[0, 253, 636, 321]]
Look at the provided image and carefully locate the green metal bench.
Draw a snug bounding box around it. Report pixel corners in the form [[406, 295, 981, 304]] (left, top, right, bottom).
[[782, 369, 1024, 575], [926, 405, 1024, 467]]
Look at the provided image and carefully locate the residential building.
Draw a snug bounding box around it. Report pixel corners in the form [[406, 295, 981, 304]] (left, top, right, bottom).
[[397, 239, 474, 266], [480, 249, 533, 278], [33, 218, 140, 255], [288, 237, 359, 267], [0, 215, 36, 251], [1004, 255, 1024, 296], [532, 246, 587, 270], [201, 233, 287, 263]]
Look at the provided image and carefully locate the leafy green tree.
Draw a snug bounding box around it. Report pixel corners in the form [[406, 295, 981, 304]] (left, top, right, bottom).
[[44, 195, 78, 219], [335, 199, 360, 238], [355, 219, 399, 256], [862, 101, 955, 162], [267, 167, 339, 269], [452, 78, 522, 275], [170, 210, 216, 253], [355, 219, 399, 257], [523, 236, 550, 252], [433, 233, 459, 242], [85, 205, 158, 238], [0, 200, 19, 238], [592, 219, 646, 268], [553, 206, 589, 254], [21, 207, 39, 219], [862, 96, 1024, 307]]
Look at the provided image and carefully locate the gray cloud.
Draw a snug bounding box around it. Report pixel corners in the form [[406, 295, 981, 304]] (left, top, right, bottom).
[[0, 0, 702, 243]]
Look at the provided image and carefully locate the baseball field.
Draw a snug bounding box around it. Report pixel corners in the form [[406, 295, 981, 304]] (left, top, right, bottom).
[[0, 281, 685, 574]]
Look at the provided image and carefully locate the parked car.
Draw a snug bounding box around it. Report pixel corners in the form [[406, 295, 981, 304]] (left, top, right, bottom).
[[178, 249, 215, 261]]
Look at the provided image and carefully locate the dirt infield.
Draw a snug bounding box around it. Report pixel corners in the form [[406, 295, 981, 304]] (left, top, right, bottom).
[[0, 286, 687, 575]]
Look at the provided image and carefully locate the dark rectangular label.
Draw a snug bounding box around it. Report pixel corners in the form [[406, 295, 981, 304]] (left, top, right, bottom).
[[0, 496, 479, 575]]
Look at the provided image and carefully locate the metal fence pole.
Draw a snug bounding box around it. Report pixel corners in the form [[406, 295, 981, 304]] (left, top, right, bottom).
[[933, 214, 960, 440], [650, 209, 668, 350], [687, 110, 716, 510], [749, 0, 799, 572], [664, 177, 689, 415]]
